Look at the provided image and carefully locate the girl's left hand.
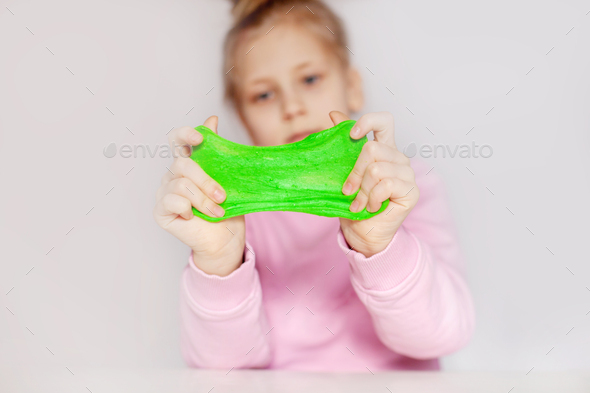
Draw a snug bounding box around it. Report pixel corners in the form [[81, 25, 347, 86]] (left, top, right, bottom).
[[329, 111, 420, 258]]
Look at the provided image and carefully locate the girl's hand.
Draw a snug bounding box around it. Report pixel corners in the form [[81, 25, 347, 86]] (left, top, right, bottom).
[[329, 111, 419, 258], [153, 116, 246, 277]]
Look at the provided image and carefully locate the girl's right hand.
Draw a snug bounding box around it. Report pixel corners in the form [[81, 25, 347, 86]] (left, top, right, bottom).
[[153, 116, 246, 277]]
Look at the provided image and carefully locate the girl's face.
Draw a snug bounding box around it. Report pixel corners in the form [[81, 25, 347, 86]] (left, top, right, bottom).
[[234, 22, 363, 146]]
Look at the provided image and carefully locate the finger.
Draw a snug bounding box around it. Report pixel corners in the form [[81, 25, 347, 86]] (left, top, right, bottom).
[[157, 168, 193, 201], [366, 178, 418, 213], [342, 141, 407, 196], [163, 177, 225, 218], [329, 110, 349, 126], [203, 115, 219, 134], [169, 156, 227, 204], [353, 162, 413, 212], [155, 193, 195, 221], [348, 162, 392, 213], [350, 111, 397, 150], [168, 126, 203, 159], [161, 169, 174, 186], [161, 163, 180, 186]]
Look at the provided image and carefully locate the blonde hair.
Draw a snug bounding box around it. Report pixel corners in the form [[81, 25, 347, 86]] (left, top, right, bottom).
[[223, 0, 349, 106]]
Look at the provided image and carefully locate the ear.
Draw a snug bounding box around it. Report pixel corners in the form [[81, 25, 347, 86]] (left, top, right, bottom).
[[345, 67, 364, 113]]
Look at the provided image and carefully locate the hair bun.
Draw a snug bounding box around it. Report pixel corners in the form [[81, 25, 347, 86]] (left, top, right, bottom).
[[230, 0, 274, 23]]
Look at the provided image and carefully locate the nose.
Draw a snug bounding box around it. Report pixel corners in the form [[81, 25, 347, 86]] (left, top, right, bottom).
[[281, 89, 306, 121]]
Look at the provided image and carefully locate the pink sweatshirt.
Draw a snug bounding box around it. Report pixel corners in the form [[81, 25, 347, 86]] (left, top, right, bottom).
[[179, 158, 475, 372]]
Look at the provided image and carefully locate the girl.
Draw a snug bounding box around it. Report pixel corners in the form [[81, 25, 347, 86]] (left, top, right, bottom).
[[154, 0, 475, 372]]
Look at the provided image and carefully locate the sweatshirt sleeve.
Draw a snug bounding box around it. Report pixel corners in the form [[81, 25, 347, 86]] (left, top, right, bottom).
[[179, 238, 272, 369], [335, 161, 475, 359]]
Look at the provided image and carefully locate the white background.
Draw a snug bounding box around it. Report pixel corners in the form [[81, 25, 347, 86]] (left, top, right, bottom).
[[1, 0, 589, 379]]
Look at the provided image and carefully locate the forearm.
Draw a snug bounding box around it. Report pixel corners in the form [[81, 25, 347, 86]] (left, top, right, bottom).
[[191, 234, 245, 277], [180, 243, 272, 369], [339, 226, 475, 359], [356, 252, 475, 358]]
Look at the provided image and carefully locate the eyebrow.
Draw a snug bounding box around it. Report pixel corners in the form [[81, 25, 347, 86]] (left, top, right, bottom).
[[294, 61, 313, 70], [247, 61, 316, 85]]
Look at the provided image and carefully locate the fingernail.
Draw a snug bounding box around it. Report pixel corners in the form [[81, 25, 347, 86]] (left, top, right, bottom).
[[351, 199, 359, 212], [351, 125, 361, 137], [342, 182, 352, 195], [213, 189, 225, 203], [191, 132, 201, 144], [213, 205, 224, 217]]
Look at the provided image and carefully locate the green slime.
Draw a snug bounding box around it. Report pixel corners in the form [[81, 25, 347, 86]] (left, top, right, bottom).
[[190, 119, 389, 222]]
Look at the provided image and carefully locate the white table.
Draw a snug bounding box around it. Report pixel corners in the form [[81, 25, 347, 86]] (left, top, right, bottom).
[[2, 367, 589, 392]]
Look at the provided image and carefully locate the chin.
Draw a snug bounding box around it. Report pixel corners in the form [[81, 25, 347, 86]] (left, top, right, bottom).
[[287, 130, 320, 144]]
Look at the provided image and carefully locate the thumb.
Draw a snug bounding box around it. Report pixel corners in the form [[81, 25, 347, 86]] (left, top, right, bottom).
[[203, 115, 219, 134], [329, 110, 349, 126]]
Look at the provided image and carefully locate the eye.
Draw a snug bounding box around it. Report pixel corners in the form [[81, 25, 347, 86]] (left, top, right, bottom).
[[254, 91, 273, 102], [303, 75, 320, 85]]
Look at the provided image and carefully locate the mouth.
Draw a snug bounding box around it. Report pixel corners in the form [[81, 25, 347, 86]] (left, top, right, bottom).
[[287, 129, 320, 144]]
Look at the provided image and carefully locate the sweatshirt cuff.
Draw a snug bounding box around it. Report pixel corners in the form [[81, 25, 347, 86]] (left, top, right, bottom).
[[183, 240, 258, 311], [336, 225, 420, 291]]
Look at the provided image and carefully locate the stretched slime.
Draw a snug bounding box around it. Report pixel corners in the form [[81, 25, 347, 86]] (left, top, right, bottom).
[[189, 119, 389, 222]]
